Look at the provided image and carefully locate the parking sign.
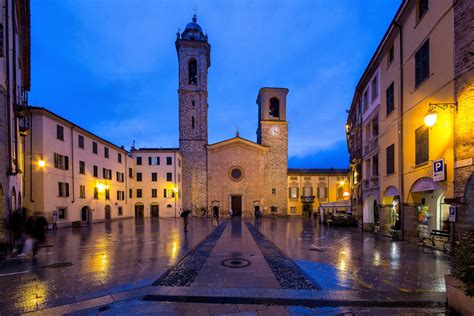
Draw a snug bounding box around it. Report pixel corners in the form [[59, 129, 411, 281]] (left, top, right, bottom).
[[433, 159, 445, 182]]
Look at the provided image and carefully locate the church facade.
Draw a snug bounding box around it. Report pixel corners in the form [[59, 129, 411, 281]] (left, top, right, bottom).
[[177, 16, 289, 216]]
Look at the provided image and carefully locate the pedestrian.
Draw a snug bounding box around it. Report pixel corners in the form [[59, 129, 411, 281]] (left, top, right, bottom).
[[180, 210, 191, 233], [213, 206, 219, 219], [19, 211, 48, 257], [228, 208, 233, 217]]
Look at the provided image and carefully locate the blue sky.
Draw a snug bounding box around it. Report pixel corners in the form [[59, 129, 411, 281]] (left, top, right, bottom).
[[30, 0, 401, 168]]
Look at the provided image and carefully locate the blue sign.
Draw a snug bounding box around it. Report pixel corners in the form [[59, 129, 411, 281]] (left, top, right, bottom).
[[433, 159, 445, 181]]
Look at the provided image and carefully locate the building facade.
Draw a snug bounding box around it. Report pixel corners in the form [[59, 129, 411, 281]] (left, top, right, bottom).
[[346, 0, 474, 238], [0, 0, 30, 246], [287, 169, 349, 217]]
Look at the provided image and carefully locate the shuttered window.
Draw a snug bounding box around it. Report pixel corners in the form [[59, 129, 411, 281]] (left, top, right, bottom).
[[415, 39, 430, 87], [386, 144, 395, 175], [415, 126, 429, 165], [386, 82, 394, 115]]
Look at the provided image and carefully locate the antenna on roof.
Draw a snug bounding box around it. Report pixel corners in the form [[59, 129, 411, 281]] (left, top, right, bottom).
[[131, 140, 136, 151]]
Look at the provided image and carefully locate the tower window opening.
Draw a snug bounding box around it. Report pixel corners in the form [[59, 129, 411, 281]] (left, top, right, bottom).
[[269, 97, 280, 118], [192, 116, 195, 129], [192, 100, 195, 106], [188, 59, 197, 84]]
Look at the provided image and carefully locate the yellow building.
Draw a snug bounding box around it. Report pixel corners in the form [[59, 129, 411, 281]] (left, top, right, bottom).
[[347, 0, 473, 238], [287, 169, 349, 217]]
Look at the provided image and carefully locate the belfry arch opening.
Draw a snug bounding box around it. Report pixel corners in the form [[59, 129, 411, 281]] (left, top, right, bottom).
[[269, 97, 280, 118], [188, 59, 197, 84]]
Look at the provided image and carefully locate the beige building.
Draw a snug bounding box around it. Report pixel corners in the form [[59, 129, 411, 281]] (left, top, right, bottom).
[[0, 0, 30, 246], [287, 169, 349, 217], [347, 0, 474, 238], [130, 148, 182, 218]]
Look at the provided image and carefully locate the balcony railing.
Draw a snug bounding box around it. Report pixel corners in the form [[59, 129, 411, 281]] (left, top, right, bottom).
[[370, 175, 379, 188], [363, 136, 379, 156], [300, 195, 315, 203]]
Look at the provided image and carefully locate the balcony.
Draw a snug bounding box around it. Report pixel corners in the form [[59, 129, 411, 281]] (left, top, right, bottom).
[[363, 136, 379, 156], [14, 88, 29, 118], [370, 176, 379, 189], [301, 195, 315, 204], [362, 179, 370, 191]]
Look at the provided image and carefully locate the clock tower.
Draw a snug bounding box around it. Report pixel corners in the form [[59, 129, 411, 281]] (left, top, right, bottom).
[[257, 87, 289, 214], [177, 15, 210, 213]]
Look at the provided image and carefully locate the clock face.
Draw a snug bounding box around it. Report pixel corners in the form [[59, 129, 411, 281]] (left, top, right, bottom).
[[270, 126, 280, 136]]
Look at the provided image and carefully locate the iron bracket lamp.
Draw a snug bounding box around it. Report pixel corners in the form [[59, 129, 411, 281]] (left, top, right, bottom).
[[424, 102, 457, 127]]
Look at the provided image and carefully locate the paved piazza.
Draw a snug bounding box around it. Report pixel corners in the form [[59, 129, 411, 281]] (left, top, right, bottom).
[[0, 218, 450, 315]]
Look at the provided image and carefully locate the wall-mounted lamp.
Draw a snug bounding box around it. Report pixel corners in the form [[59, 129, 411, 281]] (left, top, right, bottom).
[[38, 159, 46, 168], [424, 102, 457, 127]]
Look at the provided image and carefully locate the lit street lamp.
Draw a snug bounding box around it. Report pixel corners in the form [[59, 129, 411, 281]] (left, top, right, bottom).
[[424, 102, 457, 127]]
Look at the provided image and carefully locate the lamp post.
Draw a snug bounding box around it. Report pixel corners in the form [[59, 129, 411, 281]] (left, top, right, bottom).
[[172, 187, 178, 218]]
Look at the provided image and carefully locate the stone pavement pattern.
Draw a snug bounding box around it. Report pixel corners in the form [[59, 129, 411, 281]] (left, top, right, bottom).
[[0, 217, 451, 315]]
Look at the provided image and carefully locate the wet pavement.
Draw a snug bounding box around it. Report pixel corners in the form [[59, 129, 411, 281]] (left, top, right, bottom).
[[0, 217, 451, 315]]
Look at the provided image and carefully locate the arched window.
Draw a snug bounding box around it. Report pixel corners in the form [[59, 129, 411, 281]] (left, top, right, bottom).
[[269, 97, 280, 118], [188, 59, 197, 84], [192, 116, 195, 129]]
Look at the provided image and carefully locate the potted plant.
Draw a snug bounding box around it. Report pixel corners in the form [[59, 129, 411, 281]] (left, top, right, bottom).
[[445, 232, 474, 315]]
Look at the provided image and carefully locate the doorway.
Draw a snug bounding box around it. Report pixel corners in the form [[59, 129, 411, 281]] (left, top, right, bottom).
[[105, 205, 112, 220], [151, 204, 159, 217], [231, 195, 242, 216], [135, 204, 144, 218], [81, 206, 91, 223]]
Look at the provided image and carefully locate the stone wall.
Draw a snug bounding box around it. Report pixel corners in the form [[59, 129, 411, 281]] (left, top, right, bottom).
[[0, 90, 7, 244], [454, 0, 474, 234]]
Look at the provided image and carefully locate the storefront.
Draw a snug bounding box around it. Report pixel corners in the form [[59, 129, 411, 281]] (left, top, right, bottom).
[[380, 186, 401, 237]]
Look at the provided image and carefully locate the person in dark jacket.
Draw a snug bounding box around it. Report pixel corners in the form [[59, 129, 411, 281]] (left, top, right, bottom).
[[20, 212, 48, 257]]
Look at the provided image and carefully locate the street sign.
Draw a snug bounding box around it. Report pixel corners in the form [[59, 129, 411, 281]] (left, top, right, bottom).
[[449, 206, 457, 222], [433, 159, 445, 182]]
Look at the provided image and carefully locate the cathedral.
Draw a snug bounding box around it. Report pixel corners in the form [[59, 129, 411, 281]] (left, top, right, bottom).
[[177, 16, 289, 217]]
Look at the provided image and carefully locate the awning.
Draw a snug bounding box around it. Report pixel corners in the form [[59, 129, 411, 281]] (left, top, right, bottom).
[[384, 186, 400, 197], [412, 177, 439, 193]]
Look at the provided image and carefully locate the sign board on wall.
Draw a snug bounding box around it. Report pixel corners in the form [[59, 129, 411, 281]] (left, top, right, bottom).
[[433, 159, 445, 182], [449, 206, 457, 222]]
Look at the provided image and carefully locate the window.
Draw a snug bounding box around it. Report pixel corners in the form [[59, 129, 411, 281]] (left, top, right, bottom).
[[136, 189, 142, 198], [136, 156, 142, 165], [79, 161, 85, 174], [415, 39, 430, 87], [178, 158, 181, 167], [58, 182, 69, 197], [317, 187, 327, 199], [337, 186, 343, 200], [192, 100, 195, 107], [371, 74, 378, 101], [386, 82, 395, 115], [103, 168, 112, 180], [56, 125, 64, 140], [269, 97, 280, 118], [94, 187, 99, 199], [289, 187, 299, 199], [417, 0, 429, 22], [303, 186, 313, 196], [167, 157, 172, 165], [129, 188, 133, 198], [93, 165, 98, 177], [388, 45, 394, 65], [166, 172, 172, 182], [118, 153, 122, 163], [372, 116, 379, 137], [78, 135, 84, 148], [415, 126, 429, 165], [79, 185, 86, 199], [272, 188, 276, 195], [129, 168, 133, 178], [188, 59, 197, 84], [116, 172, 124, 182], [192, 116, 195, 129], [290, 207, 296, 215], [152, 189, 157, 198], [386, 144, 395, 175], [58, 208, 67, 220], [105, 189, 110, 200], [363, 90, 368, 110], [104, 147, 109, 158], [117, 191, 125, 201], [152, 172, 157, 182], [372, 154, 379, 176], [54, 153, 69, 170], [149, 157, 160, 165], [118, 206, 123, 216], [92, 141, 98, 154], [137, 172, 142, 182], [178, 173, 181, 183], [163, 188, 167, 198]]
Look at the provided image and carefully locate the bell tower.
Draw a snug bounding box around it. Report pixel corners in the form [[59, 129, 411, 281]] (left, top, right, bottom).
[[176, 15, 211, 213], [257, 88, 289, 214]]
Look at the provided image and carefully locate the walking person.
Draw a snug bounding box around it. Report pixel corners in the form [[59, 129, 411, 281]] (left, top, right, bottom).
[[19, 211, 48, 257], [180, 210, 191, 233]]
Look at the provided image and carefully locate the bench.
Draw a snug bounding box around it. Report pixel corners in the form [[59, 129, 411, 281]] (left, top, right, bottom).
[[430, 229, 450, 250]]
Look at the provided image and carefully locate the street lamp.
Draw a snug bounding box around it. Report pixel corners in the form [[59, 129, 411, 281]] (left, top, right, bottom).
[[424, 102, 457, 127], [38, 159, 45, 168]]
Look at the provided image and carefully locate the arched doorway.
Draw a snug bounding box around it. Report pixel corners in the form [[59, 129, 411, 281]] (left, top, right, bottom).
[[105, 205, 112, 220], [81, 206, 92, 223], [135, 203, 144, 218], [150, 203, 159, 217], [10, 187, 16, 210], [409, 177, 444, 232], [363, 194, 376, 231]]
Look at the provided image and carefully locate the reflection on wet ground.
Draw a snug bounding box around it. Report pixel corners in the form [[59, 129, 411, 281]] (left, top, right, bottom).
[[254, 218, 449, 293], [0, 217, 214, 314]]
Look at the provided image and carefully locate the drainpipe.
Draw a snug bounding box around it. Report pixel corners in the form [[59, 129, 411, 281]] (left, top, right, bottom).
[[28, 109, 33, 202], [11, 2, 18, 175], [395, 22, 405, 241], [174, 149, 177, 217], [70, 126, 75, 203], [4, 1, 11, 176]]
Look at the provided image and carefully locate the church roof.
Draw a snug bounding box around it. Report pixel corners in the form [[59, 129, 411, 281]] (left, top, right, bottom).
[[207, 136, 268, 153], [180, 15, 207, 42], [288, 168, 350, 175]]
